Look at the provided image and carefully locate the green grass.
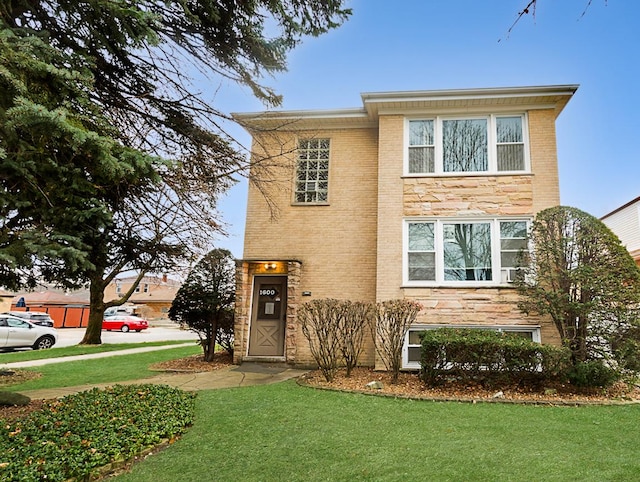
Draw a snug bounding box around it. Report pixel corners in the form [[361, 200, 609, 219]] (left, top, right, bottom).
[[0, 340, 196, 363], [115, 381, 640, 482], [4, 345, 201, 391]]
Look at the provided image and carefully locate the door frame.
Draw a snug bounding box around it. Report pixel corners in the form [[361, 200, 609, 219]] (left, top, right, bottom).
[[247, 275, 288, 358]]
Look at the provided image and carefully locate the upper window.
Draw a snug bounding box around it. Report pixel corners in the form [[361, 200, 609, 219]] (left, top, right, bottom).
[[406, 219, 529, 285], [407, 115, 527, 174], [295, 139, 330, 203]]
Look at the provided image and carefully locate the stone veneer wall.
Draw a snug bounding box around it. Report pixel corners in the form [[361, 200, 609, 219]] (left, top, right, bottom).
[[372, 110, 562, 371]]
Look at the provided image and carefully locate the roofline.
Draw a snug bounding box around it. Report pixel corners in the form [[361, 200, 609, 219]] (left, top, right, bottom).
[[231, 107, 367, 121], [233, 84, 579, 128], [360, 84, 579, 103], [600, 195, 640, 220]]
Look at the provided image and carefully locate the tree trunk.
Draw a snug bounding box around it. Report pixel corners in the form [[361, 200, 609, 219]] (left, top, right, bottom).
[[80, 277, 106, 345], [203, 319, 218, 362]]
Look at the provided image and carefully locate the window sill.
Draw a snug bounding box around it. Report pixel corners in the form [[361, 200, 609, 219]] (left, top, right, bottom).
[[291, 202, 330, 207], [402, 283, 518, 289], [402, 172, 532, 179]]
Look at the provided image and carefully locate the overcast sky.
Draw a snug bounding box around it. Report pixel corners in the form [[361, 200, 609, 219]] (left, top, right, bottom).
[[209, 0, 640, 258]]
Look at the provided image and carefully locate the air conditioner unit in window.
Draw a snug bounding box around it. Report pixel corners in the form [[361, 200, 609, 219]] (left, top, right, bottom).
[[501, 268, 523, 283]]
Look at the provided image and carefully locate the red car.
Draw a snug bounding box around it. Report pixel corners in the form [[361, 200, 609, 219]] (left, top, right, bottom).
[[102, 315, 149, 333]]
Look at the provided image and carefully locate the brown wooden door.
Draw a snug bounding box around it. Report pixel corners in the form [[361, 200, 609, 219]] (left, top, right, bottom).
[[248, 276, 287, 357]]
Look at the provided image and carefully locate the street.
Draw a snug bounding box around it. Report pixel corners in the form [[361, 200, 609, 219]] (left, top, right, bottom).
[[53, 325, 199, 348]]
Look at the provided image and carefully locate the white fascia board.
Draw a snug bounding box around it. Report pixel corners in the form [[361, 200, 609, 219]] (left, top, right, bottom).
[[361, 84, 579, 104], [231, 107, 368, 122]]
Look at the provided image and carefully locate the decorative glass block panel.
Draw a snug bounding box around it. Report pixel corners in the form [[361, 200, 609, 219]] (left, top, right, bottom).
[[295, 138, 330, 203]]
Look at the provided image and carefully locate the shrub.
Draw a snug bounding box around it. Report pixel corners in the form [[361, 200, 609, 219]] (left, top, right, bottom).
[[420, 328, 571, 387], [568, 360, 620, 388], [338, 301, 374, 377], [0, 391, 30, 406], [372, 299, 422, 384], [299, 299, 345, 382], [0, 384, 195, 481]]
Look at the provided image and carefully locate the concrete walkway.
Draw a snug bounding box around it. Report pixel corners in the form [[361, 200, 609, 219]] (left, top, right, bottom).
[[1, 343, 197, 368], [1, 347, 308, 400]]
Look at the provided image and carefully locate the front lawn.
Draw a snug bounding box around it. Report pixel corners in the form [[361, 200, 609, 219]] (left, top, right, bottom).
[[116, 381, 640, 481], [0, 340, 195, 363], [3, 345, 201, 391]]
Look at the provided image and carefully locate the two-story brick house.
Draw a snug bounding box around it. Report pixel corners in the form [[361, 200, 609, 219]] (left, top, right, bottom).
[[233, 85, 578, 369]]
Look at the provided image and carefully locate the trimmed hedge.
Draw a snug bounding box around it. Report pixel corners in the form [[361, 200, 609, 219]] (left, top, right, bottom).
[[0, 384, 195, 481], [420, 328, 572, 387]]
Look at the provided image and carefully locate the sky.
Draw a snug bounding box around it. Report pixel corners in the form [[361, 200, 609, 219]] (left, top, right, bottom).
[[209, 0, 640, 258]]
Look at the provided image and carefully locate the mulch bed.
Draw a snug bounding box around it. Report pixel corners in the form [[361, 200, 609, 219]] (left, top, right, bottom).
[[300, 367, 640, 405]]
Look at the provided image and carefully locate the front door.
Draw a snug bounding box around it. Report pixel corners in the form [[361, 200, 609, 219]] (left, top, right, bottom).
[[248, 276, 287, 357]]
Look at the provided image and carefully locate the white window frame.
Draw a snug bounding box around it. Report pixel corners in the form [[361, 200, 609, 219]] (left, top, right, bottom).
[[404, 114, 530, 176], [404, 217, 531, 287], [402, 324, 542, 370]]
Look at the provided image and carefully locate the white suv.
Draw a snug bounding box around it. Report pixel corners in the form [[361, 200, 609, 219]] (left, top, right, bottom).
[[5, 311, 55, 327], [0, 314, 58, 350]]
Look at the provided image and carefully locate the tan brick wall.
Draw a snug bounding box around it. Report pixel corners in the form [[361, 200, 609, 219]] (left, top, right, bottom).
[[242, 127, 379, 366], [376, 115, 405, 302], [528, 109, 561, 213], [244, 127, 379, 303]]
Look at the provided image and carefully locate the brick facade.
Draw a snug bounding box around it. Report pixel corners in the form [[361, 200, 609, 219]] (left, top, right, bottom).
[[234, 86, 577, 368]]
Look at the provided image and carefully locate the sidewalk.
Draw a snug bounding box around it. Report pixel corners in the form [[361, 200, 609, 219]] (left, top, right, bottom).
[[2, 347, 308, 400], [1, 343, 197, 368]]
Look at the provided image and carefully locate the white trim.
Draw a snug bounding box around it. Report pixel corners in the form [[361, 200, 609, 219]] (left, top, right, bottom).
[[402, 324, 542, 370], [403, 217, 531, 287], [404, 113, 530, 176]]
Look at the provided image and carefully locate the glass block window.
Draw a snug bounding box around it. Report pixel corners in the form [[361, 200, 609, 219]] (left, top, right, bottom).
[[295, 139, 330, 203]]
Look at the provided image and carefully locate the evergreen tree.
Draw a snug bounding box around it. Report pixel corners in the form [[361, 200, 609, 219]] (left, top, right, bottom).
[[0, 1, 350, 343], [169, 249, 236, 361]]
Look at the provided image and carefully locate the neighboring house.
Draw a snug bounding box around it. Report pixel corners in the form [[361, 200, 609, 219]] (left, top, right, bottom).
[[601, 195, 640, 266], [9, 289, 91, 328], [0, 289, 15, 312], [104, 275, 181, 320], [233, 85, 578, 369]]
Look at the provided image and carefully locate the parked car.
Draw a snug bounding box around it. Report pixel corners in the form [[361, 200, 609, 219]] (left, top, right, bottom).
[[0, 314, 58, 350], [4, 311, 55, 327], [102, 315, 149, 333]]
